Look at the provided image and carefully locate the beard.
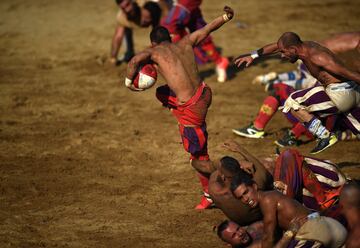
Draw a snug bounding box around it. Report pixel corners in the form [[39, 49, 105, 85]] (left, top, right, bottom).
[[234, 235, 253, 248]]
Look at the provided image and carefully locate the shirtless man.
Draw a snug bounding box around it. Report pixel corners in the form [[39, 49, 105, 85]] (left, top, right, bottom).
[[125, 6, 234, 209], [210, 140, 345, 226], [339, 183, 360, 248], [230, 171, 347, 248], [216, 219, 264, 248], [209, 145, 273, 225], [216, 219, 327, 248], [234, 32, 360, 154]]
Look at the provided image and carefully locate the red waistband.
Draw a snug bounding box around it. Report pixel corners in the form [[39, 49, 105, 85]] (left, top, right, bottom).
[[179, 82, 206, 108]]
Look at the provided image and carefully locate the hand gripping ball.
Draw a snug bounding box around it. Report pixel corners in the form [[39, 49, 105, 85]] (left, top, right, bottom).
[[133, 64, 157, 90]]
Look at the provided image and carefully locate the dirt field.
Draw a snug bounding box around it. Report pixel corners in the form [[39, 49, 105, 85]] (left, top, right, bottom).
[[1, 0, 360, 247]]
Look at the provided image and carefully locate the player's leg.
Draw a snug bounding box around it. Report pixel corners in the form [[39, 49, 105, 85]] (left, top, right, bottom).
[[283, 86, 339, 154]]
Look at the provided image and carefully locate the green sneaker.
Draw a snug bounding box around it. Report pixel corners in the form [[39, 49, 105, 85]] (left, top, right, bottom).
[[310, 134, 338, 154], [232, 124, 265, 139], [274, 130, 300, 147]]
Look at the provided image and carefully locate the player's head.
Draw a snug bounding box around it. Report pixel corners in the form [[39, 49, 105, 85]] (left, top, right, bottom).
[[142, 2, 162, 27], [116, 0, 133, 13], [218, 156, 241, 185], [277, 32, 303, 63], [216, 220, 252, 247], [230, 170, 258, 208], [150, 26, 171, 45]]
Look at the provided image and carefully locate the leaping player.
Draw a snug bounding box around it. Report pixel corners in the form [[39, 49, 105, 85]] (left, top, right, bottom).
[[125, 6, 234, 209]]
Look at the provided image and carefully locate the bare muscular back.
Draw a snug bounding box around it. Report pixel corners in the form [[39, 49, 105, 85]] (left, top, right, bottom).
[[149, 39, 202, 103], [302, 41, 351, 86], [261, 191, 310, 231], [320, 31, 360, 54]]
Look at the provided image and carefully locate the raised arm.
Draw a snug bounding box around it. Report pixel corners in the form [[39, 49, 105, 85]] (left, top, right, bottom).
[[314, 52, 360, 85], [234, 42, 280, 68], [186, 6, 234, 46], [222, 140, 273, 189], [125, 50, 152, 91]]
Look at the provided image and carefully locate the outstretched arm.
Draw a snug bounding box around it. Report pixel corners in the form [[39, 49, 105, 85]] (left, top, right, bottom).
[[314, 52, 360, 85], [186, 6, 234, 46], [234, 42, 279, 68], [125, 50, 152, 91], [222, 140, 273, 188], [110, 26, 126, 64]]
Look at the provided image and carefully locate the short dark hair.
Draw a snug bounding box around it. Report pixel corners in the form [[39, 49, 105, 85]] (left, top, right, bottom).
[[217, 220, 246, 248], [143, 2, 162, 27], [115, 0, 122, 4], [230, 169, 254, 193], [217, 220, 230, 239], [220, 156, 241, 175], [150, 26, 171, 44], [279, 32, 302, 48]]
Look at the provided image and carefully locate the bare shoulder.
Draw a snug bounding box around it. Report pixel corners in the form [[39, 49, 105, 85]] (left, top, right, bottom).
[[177, 35, 192, 48], [262, 191, 281, 204], [306, 41, 333, 65]]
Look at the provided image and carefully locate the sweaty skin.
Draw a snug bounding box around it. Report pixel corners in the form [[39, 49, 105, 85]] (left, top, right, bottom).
[[234, 33, 360, 87], [278, 40, 360, 87], [319, 31, 360, 54], [209, 140, 273, 225], [126, 6, 234, 103], [233, 186, 310, 248]]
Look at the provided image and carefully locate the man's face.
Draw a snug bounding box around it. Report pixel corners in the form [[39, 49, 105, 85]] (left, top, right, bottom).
[[140, 8, 152, 27], [221, 221, 252, 246], [119, 0, 133, 14], [278, 41, 298, 63], [233, 183, 258, 208]]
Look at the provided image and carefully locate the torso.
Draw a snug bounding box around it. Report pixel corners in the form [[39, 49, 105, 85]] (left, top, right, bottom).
[[301, 41, 349, 86], [209, 172, 263, 225], [261, 191, 310, 230], [150, 39, 201, 103]]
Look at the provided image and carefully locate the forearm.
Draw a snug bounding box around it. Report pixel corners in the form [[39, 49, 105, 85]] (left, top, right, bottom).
[[190, 7, 233, 46], [126, 51, 152, 80], [234, 146, 272, 186], [111, 26, 125, 59], [251, 43, 279, 58]]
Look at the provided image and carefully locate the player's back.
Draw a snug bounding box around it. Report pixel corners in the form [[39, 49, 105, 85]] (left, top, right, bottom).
[[151, 41, 201, 102], [303, 41, 348, 85]]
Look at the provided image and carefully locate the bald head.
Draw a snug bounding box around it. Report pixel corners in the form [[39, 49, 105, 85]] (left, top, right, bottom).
[[340, 183, 360, 209], [278, 32, 302, 48]]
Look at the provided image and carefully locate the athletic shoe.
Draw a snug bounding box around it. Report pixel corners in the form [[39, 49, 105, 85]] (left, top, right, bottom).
[[274, 130, 299, 147], [195, 194, 214, 210], [252, 71, 277, 85], [232, 124, 265, 139], [215, 57, 229, 83], [310, 134, 338, 154]]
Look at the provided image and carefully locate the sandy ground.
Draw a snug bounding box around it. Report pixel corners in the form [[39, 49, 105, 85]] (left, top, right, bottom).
[[1, 0, 360, 247]]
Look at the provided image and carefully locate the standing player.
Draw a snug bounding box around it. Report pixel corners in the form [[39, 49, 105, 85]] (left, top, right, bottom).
[[161, 0, 230, 83], [125, 6, 234, 209], [234, 32, 360, 154]]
